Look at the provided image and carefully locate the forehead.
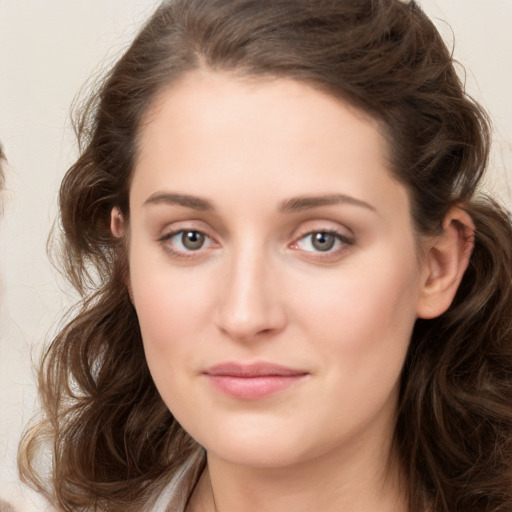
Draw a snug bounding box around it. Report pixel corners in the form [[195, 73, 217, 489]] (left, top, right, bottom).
[[131, 70, 407, 221], [142, 70, 383, 134], [137, 70, 389, 158]]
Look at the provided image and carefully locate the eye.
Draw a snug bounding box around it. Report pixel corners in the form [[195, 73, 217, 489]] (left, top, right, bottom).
[[308, 232, 337, 252], [292, 230, 352, 254], [159, 229, 216, 256], [178, 230, 206, 250]]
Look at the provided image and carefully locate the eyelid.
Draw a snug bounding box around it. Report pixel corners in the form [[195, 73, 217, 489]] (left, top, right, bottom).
[[290, 220, 354, 243], [157, 218, 216, 240]]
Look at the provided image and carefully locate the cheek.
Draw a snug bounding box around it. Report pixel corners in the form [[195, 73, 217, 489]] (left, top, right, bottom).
[[293, 246, 420, 375], [291, 250, 420, 439], [127, 241, 217, 376], [132, 269, 212, 346], [129, 263, 215, 418]]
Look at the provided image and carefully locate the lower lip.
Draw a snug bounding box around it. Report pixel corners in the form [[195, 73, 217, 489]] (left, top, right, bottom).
[[205, 374, 306, 400]]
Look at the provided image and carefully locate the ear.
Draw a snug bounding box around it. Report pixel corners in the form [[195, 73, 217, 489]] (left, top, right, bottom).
[[110, 207, 135, 303], [416, 207, 475, 319], [110, 207, 125, 237]]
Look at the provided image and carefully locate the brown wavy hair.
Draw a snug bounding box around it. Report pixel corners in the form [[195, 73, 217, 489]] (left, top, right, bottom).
[[19, 0, 512, 511]]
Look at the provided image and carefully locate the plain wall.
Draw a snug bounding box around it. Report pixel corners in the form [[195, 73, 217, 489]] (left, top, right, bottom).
[[0, 1, 510, 509]]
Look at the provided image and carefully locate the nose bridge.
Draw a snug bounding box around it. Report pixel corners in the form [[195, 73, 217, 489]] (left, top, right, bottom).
[[216, 238, 285, 340]]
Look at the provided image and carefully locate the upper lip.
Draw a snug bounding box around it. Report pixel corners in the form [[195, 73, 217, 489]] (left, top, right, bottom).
[[203, 362, 308, 377]]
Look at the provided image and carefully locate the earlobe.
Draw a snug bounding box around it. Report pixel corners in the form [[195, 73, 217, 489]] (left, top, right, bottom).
[[110, 207, 125, 237], [416, 207, 475, 319]]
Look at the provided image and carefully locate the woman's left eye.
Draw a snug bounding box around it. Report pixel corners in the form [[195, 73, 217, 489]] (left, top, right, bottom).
[[293, 231, 352, 254]]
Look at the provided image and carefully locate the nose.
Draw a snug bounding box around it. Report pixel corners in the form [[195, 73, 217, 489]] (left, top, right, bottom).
[[215, 247, 287, 342]]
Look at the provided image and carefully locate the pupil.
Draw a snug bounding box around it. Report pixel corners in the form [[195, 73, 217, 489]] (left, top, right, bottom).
[[182, 231, 205, 250], [312, 232, 335, 251]]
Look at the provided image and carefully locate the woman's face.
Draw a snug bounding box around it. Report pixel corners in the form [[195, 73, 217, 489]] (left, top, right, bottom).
[[125, 71, 428, 469]]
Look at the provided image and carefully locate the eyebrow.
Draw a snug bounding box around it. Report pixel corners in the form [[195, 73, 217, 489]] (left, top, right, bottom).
[[144, 192, 214, 211], [279, 194, 376, 213]]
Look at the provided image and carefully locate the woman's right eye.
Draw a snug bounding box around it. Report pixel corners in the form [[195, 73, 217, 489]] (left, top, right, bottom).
[[159, 229, 216, 256]]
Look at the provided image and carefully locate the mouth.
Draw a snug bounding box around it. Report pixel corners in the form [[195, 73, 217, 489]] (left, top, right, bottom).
[[202, 362, 309, 400]]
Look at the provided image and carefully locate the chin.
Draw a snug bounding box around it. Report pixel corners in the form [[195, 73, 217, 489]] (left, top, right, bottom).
[[207, 439, 311, 469], [188, 415, 324, 469]]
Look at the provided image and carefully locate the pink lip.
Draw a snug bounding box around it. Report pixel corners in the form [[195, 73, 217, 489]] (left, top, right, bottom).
[[203, 362, 308, 400]]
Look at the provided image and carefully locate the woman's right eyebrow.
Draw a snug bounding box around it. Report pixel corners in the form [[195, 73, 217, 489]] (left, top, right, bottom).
[[143, 192, 214, 211]]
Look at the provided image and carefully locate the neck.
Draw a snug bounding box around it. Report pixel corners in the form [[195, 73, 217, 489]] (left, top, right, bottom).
[[187, 429, 407, 512]]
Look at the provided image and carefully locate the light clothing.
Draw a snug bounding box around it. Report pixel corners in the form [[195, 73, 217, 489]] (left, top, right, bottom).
[[152, 449, 205, 512]]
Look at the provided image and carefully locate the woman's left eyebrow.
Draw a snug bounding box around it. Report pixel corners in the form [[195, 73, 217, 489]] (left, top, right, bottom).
[[279, 194, 376, 213]]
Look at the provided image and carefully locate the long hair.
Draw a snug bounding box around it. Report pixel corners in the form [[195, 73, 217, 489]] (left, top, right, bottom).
[[19, 1, 512, 510]]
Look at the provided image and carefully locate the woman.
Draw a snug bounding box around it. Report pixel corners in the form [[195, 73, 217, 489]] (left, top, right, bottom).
[[19, 0, 512, 511]]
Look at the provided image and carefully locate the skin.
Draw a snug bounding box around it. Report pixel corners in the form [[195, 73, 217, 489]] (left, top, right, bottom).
[[113, 70, 473, 512]]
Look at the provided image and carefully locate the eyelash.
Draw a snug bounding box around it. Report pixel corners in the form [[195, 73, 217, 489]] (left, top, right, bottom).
[[158, 227, 354, 260]]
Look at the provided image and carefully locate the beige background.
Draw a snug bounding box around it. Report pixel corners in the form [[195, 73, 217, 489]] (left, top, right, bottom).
[[0, 0, 511, 509]]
